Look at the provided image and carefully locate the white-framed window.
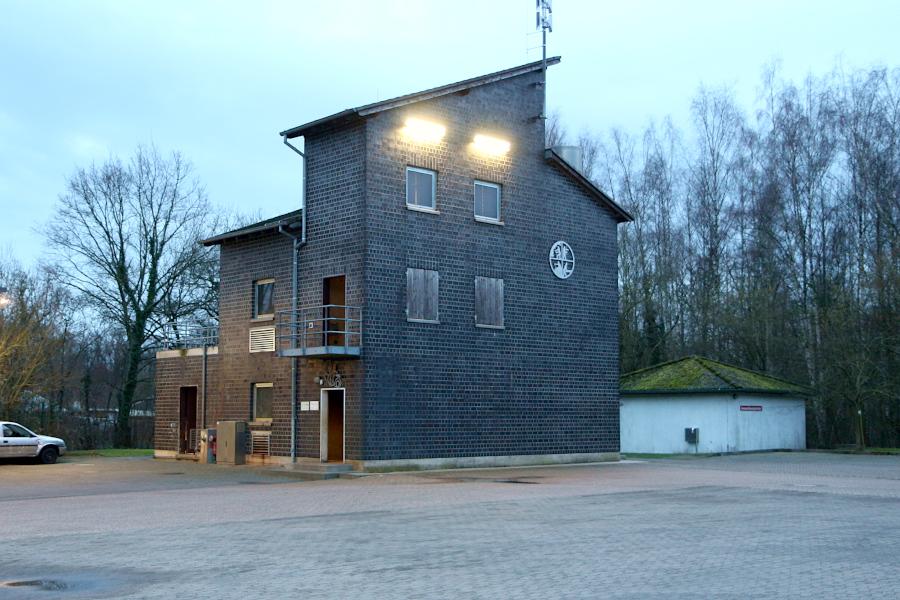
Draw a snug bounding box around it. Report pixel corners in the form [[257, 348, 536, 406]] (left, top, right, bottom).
[[252, 383, 273, 422], [474, 276, 504, 328], [474, 181, 501, 223], [406, 267, 439, 323], [253, 278, 275, 318], [406, 166, 437, 212]]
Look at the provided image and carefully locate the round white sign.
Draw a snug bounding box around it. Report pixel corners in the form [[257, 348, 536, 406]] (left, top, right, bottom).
[[549, 241, 574, 279]]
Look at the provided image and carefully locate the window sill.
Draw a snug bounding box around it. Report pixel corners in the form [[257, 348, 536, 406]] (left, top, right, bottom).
[[406, 204, 440, 215], [408, 318, 440, 324], [250, 315, 274, 323], [250, 420, 272, 427], [474, 216, 504, 226], [475, 323, 505, 330]]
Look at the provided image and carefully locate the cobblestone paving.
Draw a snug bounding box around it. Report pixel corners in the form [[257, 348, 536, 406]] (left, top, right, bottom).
[[1, 453, 898, 599]]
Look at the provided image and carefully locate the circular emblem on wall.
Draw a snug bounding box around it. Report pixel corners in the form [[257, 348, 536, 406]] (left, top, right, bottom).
[[549, 241, 575, 279]]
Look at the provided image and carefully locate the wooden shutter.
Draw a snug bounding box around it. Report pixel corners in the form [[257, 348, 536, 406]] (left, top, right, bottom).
[[475, 276, 504, 328], [407, 268, 439, 322]]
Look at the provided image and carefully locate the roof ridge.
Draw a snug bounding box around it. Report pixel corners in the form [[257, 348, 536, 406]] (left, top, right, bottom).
[[696, 356, 811, 392], [695, 357, 739, 389], [281, 57, 561, 138], [202, 209, 303, 246], [620, 355, 694, 379]]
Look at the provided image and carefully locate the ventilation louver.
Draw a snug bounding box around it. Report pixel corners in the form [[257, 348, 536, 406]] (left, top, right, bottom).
[[249, 326, 276, 353]]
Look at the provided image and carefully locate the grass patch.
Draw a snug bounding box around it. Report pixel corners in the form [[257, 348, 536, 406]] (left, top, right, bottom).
[[866, 448, 900, 455], [825, 447, 900, 456], [67, 448, 154, 458]]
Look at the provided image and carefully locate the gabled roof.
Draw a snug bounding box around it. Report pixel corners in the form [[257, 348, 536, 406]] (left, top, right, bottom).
[[544, 148, 633, 223], [280, 57, 562, 139], [202, 209, 303, 246], [620, 356, 811, 396]]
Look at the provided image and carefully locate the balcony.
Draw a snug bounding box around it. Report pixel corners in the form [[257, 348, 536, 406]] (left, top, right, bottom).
[[154, 323, 219, 350], [276, 305, 362, 359]]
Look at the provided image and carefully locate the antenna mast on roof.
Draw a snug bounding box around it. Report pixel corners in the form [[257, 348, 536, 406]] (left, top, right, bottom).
[[536, 0, 553, 120]]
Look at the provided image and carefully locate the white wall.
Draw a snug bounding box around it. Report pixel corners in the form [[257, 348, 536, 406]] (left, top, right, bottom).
[[620, 394, 806, 454]]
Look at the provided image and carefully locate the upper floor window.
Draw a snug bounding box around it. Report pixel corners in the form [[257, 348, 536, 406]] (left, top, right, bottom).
[[406, 267, 439, 323], [475, 276, 504, 328], [252, 383, 273, 422], [254, 279, 274, 318], [474, 181, 501, 223], [406, 167, 436, 212]]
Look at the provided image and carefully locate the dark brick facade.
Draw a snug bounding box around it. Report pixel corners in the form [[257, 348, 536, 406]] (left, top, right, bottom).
[[154, 351, 220, 453], [360, 70, 621, 460], [155, 63, 624, 464]]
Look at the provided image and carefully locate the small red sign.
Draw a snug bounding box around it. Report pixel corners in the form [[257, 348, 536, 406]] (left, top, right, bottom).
[[740, 405, 763, 411]]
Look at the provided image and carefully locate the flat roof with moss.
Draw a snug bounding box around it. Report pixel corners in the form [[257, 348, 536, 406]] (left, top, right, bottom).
[[620, 356, 811, 396]]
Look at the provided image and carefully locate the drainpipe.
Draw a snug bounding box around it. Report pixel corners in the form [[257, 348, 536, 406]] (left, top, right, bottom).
[[201, 342, 207, 428], [281, 134, 308, 463]]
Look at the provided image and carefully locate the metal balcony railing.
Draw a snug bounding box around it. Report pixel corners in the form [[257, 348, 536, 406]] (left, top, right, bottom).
[[276, 305, 362, 358], [155, 323, 219, 350]]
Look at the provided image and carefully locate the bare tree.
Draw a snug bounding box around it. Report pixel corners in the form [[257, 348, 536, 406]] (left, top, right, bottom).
[[545, 109, 568, 148], [0, 260, 65, 419], [46, 146, 215, 446]]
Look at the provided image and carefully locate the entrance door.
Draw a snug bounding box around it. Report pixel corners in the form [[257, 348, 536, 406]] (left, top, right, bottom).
[[179, 387, 198, 453], [323, 276, 346, 347], [319, 389, 345, 462]]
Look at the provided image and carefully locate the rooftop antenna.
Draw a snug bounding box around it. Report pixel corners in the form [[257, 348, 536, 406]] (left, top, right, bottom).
[[536, 0, 553, 121]]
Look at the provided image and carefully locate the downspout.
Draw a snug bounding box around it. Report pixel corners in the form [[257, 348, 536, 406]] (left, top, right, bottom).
[[201, 342, 207, 428], [281, 134, 308, 463]]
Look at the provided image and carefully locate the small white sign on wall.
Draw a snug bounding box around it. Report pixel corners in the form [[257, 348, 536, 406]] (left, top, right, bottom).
[[300, 402, 310, 412], [310, 401, 320, 412]]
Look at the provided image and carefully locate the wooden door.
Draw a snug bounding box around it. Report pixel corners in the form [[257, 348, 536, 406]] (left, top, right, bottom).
[[323, 276, 346, 346], [179, 387, 198, 453], [320, 389, 344, 462]]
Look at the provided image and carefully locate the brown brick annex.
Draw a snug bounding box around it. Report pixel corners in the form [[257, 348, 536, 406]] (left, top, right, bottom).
[[154, 57, 633, 471]]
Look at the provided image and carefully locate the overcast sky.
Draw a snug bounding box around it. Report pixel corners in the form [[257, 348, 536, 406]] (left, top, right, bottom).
[[2, 0, 899, 267]]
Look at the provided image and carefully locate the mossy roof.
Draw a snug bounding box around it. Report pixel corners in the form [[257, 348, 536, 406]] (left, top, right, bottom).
[[620, 356, 811, 396]]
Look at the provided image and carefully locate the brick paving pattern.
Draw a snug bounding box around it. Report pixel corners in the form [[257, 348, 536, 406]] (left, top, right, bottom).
[[1, 452, 898, 599]]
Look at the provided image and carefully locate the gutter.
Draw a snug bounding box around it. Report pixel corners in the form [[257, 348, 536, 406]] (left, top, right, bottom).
[[280, 135, 308, 463]]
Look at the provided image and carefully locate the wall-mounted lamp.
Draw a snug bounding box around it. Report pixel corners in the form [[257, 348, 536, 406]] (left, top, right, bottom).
[[401, 118, 446, 144], [472, 134, 510, 156], [315, 376, 324, 386]]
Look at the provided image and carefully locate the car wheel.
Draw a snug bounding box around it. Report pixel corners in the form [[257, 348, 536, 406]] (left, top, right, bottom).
[[39, 446, 59, 464]]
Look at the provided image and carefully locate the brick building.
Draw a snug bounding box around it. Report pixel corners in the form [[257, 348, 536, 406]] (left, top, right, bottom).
[[154, 58, 633, 470]]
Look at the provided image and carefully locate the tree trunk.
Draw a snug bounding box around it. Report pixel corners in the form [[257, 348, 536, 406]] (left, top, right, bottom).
[[114, 334, 143, 447]]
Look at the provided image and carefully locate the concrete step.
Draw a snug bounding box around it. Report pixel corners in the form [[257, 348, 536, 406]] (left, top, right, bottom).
[[266, 461, 354, 481]]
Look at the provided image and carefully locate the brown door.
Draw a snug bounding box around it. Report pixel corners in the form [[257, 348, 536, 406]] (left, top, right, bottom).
[[326, 390, 344, 462], [179, 387, 198, 453], [323, 276, 346, 347]]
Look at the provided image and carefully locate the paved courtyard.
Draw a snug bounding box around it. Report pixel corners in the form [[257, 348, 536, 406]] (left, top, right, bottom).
[[1, 452, 898, 599]]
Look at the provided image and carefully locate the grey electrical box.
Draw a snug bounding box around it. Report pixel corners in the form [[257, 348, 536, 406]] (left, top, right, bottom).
[[685, 427, 699, 444], [217, 421, 247, 465]]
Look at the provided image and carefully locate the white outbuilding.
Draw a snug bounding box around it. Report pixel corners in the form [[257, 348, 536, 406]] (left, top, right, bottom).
[[620, 356, 809, 454]]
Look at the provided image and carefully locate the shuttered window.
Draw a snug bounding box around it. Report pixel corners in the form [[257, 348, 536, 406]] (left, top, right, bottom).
[[475, 276, 504, 328], [406, 268, 439, 323]]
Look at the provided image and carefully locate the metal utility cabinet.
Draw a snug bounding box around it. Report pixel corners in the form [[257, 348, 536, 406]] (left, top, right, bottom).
[[216, 421, 246, 465]]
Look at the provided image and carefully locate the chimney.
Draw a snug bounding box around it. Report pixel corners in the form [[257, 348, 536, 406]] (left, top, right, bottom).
[[552, 145, 583, 174]]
